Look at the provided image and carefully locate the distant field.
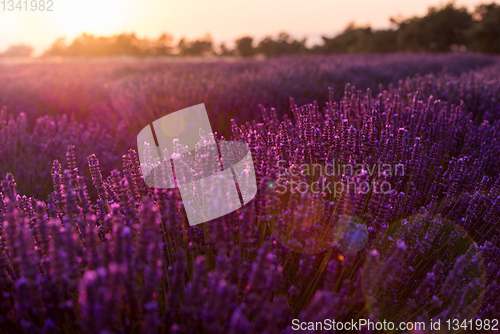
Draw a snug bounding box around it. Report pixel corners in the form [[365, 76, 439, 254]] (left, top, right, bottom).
[[0, 52, 499, 197]]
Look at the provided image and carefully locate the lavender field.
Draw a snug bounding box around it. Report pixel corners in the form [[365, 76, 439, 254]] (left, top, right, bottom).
[[1, 52, 500, 333]]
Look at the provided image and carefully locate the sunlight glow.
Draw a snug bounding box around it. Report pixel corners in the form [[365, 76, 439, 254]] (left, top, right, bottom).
[[54, 0, 132, 37]]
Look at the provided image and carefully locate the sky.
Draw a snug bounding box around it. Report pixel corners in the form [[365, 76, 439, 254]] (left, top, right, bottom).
[[0, 0, 494, 55]]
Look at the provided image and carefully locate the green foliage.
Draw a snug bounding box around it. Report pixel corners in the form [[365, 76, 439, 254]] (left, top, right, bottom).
[[256, 32, 307, 57], [235, 36, 255, 58], [177, 35, 214, 57], [469, 3, 500, 53], [392, 2, 472, 52], [219, 42, 236, 57], [322, 24, 375, 53], [6, 1, 500, 58], [42, 33, 175, 58], [0, 44, 34, 58], [321, 3, 473, 54]]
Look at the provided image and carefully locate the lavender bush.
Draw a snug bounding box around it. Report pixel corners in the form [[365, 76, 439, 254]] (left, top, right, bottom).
[[1, 53, 498, 200], [0, 53, 500, 333]]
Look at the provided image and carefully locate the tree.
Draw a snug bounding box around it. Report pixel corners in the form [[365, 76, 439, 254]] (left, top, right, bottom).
[[42, 37, 67, 57], [43, 33, 145, 57], [257, 32, 307, 57], [321, 23, 373, 53], [63, 33, 105, 57], [392, 2, 472, 52], [0, 44, 34, 57], [112, 33, 142, 56], [218, 42, 235, 56], [177, 34, 214, 57], [366, 30, 398, 52], [154, 33, 174, 56], [235, 36, 255, 57], [469, 3, 500, 53]]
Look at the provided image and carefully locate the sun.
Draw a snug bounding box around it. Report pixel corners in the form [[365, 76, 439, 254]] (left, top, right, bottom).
[[54, 0, 132, 37]]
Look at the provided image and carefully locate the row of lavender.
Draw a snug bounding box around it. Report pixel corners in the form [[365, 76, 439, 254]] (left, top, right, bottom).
[[0, 55, 499, 332], [1, 53, 499, 200], [0, 53, 496, 129]]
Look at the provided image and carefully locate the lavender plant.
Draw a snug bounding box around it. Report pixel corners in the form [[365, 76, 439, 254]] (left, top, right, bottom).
[[0, 55, 500, 333], [1, 53, 499, 202]]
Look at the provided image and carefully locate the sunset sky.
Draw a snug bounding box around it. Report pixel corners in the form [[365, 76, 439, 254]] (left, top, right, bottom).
[[0, 0, 494, 55]]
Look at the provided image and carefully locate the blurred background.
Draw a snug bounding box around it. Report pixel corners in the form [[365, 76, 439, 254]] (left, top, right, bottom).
[[1, 0, 500, 58], [1, 0, 499, 199]]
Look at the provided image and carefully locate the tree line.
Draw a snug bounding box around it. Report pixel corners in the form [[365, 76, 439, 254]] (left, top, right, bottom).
[[2, 2, 499, 58]]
